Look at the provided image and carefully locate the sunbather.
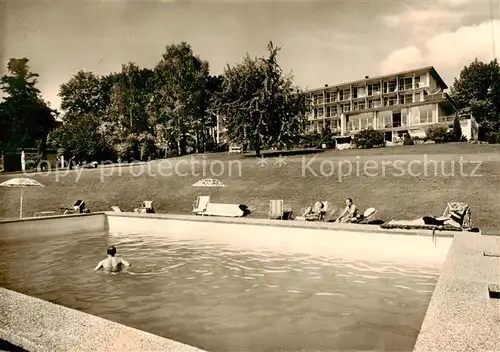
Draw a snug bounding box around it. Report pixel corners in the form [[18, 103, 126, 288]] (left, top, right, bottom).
[[335, 198, 360, 223], [389, 216, 461, 228], [303, 201, 325, 221]]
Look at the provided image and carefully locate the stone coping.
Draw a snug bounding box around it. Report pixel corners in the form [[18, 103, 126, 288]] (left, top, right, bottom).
[[413, 233, 500, 352], [0, 288, 205, 352], [105, 211, 462, 238], [0, 212, 106, 224], [0, 211, 472, 239]]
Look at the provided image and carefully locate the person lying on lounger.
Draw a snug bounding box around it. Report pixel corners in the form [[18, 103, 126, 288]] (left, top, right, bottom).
[[388, 216, 461, 228], [303, 201, 325, 221], [335, 198, 360, 223], [94, 246, 130, 272]]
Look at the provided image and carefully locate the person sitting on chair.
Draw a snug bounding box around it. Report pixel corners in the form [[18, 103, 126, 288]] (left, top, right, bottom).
[[336, 198, 360, 223], [303, 201, 325, 221]]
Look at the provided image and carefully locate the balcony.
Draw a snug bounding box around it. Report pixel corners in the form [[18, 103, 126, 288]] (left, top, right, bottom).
[[383, 121, 407, 128], [438, 115, 456, 123]]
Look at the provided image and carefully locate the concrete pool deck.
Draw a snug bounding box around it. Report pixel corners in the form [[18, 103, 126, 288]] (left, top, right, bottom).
[[0, 287, 205, 352], [413, 232, 500, 352], [0, 212, 498, 351]]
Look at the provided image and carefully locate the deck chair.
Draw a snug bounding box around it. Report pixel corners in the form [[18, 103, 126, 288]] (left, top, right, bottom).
[[193, 196, 210, 213], [269, 199, 284, 219], [197, 203, 245, 217], [356, 207, 378, 224], [304, 201, 329, 221], [441, 202, 471, 229], [110, 206, 122, 212], [63, 200, 85, 215], [135, 200, 155, 214]]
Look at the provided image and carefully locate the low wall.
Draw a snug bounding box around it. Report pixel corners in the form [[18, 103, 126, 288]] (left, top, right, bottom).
[[106, 213, 457, 268], [0, 287, 204, 352], [0, 213, 107, 240], [413, 233, 500, 351]]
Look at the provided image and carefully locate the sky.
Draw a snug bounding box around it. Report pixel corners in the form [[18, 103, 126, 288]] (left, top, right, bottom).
[[1, 0, 499, 110]]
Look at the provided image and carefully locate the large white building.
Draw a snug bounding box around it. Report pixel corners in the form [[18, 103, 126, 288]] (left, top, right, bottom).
[[305, 66, 478, 141]]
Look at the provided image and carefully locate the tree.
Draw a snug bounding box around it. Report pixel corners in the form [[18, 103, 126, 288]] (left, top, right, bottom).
[[55, 71, 115, 161], [0, 58, 56, 154], [58, 71, 110, 117], [215, 42, 308, 156], [150, 42, 210, 155], [47, 112, 111, 162], [452, 117, 463, 142], [105, 63, 156, 159], [450, 59, 500, 141]]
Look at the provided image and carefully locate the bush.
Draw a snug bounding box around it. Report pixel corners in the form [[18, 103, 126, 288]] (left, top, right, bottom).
[[352, 128, 385, 149], [426, 125, 453, 144], [487, 131, 500, 144], [403, 134, 414, 146]]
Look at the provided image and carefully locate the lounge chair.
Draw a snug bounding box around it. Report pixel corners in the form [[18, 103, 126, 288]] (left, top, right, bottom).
[[355, 207, 379, 224], [269, 199, 284, 220], [442, 202, 472, 229], [197, 203, 246, 217], [193, 196, 210, 213], [110, 206, 122, 212], [62, 200, 86, 215], [295, 201, 330, 221], [381, 202, 472, 231], [134, 200, 155, 214]]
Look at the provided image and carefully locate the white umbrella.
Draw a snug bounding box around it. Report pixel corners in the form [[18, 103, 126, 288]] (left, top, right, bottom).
[[192, 178, 225, 197], [0, 177, 44, 218]]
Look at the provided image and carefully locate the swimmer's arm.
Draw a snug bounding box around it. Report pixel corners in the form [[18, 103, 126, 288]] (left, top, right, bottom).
[[120, 258, 131, 267], [93, 260, 104, 271]]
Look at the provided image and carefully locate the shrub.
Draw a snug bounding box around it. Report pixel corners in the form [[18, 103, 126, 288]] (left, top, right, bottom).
[[352, 128, 385, 149], [403, 134, 414, 146], [487, 131, 500, 144], [426, 125, 453, 144]]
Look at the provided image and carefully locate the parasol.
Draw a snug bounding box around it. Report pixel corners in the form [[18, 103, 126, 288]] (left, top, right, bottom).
[[0, 177, 44, 218], [192, 178, 226, 197]]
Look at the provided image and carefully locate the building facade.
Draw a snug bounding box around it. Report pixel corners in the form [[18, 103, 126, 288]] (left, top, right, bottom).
[[305, 66, 478, 142]]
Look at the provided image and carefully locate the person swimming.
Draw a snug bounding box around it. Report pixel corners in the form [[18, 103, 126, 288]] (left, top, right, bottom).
[[94, 246, 130, 272]]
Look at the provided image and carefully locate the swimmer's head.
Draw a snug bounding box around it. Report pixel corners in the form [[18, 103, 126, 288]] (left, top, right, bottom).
[[107, 246, 117, 257]]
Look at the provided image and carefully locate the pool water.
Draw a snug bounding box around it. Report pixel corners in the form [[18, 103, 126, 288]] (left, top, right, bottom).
[[0, 231, 439, 351]]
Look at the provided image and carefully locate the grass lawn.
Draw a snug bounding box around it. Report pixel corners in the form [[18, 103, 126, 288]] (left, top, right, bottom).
[[1, 143, 499, 234]]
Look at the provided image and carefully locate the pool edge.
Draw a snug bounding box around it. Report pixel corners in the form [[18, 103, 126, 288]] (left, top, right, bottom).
[[0, 287, 206, 352]]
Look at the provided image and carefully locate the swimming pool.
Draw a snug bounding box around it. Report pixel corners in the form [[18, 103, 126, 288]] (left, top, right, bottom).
[[0, 229, 440, 352]]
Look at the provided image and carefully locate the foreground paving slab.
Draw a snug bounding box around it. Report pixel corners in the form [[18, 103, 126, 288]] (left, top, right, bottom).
[[413, 233, 500, 352], [0, 288, 205, 352]]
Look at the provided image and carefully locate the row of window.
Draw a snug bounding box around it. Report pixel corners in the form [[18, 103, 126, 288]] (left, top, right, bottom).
[[310, 105, 437, 132], [311, 92, 428, 118], [310, 76, 428, 104]]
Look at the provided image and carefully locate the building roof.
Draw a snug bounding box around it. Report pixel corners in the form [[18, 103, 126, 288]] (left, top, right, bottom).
[[304, 66, 448, 93]]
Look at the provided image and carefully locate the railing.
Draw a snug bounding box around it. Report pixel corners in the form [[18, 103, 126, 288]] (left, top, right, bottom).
[[438, 115, 456, 123]]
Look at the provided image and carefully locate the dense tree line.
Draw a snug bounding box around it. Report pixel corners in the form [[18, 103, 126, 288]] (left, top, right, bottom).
[[47, 41, 309, 161], [1, 45, 500, 162]]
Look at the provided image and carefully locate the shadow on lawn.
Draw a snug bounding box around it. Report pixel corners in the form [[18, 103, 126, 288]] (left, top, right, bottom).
[[242, 148, 326, 158]]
